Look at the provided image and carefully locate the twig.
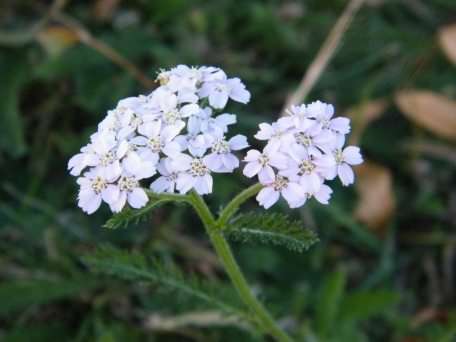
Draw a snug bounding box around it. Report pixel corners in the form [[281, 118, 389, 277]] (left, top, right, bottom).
[[51, 11, 155, 89], [0, 0, 67, 46], [281, 0, 365, 115]]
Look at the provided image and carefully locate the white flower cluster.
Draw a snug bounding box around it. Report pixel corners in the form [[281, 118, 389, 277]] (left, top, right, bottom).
[[243, 101, 363, 209], [68, 65, 250, 214]]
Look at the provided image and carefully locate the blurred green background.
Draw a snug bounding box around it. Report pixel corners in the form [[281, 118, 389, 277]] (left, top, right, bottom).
[[1, 0, 456, 341]]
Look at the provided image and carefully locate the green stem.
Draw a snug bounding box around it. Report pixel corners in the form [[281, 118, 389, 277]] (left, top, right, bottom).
[[217, 183, 263, 229], [188, 190, 293, 342]]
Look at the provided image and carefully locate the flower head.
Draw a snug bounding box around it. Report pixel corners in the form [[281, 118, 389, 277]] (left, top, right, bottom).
[[243, 100, 362, 209], [68, 65, 250, 214]]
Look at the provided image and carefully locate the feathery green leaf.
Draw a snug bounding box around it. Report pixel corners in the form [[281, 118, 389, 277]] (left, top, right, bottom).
[[82, 246, 249, 321], [0, 277, 100, 316], [224, 212, 319, 253]]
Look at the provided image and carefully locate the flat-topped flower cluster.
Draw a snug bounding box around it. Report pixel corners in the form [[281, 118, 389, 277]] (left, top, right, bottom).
[[68, 65, 250, 214], [244, 101, 363, 209]]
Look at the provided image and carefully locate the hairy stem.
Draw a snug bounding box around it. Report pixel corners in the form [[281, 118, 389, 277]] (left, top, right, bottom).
[[188, 190, 293, 342], [217, 183, 263, 229]]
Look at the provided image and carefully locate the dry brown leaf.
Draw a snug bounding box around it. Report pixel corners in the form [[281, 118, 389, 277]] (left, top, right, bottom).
[[36, 26, 79, 57], [354, 161, 395, 233], [345, 98, 388, 144], [395, 90, 456, 141], [438, 24, 456, 65]]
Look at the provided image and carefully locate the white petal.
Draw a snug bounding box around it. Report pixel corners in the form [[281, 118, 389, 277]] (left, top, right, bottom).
[[170, 153, 192, 171], [215, 113, 236, 127], [243, 149, 261, 162], [258, 166, 275, 184], [116, 140, 129, 159], [281, 183, 305, 208], [130, 136, 148, 146], [123, 152, 142, 175], [256, 187, 280, 209], [104, 161, 122, 182], [268, 152, 289, 169], [110, 191, 127, 213], [101, 185, 120, 204], [338, 163, 354, 186], [314, 184, 333, 204], [229, 134, 249, 150], [78, 191, 101, 215], [194, 175, 211, 195], [243, 161, 262, 178], [228, 78, 251, 103], [163, 141, 182, 157], [176, 173, 196, 194], [151, 177, 171, 193], [221, 153, 239, 171], [343, 146, 363, 165], [300, 173, 322, 194], [138, 120, 161, 138], [204, 153, 223, 172], [137, 161, 156, 179], [209, 91, 229, 109], [330, 117, 350, 134], [254, 123, 273, 140], [128, 188, 149, 209], [180, 103, 200, 117]]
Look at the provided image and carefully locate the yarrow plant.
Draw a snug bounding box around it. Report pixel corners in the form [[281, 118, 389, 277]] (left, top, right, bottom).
[[69, 65, 362, 342]]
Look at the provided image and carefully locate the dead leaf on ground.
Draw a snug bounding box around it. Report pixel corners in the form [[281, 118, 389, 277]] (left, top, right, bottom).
[[438, 23, 456, 65], [395, 90, 456, 141], [345, 98, 388, 144], [354, 161, 395, 234]]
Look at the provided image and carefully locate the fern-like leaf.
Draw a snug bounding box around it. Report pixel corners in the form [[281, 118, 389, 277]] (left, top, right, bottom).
[[104, 191, 188, 229], [224, 211, 319, 252], [82, 246, 249, 320]]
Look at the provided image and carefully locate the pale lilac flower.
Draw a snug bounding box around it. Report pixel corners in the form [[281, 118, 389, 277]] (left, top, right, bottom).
[[280, 145, 335, 193], [256, 175, 305, 209], [332, 144, 363, 186], [129, 120, 183, 161], [254, 118, 294, 151], [68, 131, 121, 180], [76, 168, 120, 214], [204, 134, 249, 173], [306, 100, 350, 134], [109, 174, 149, 212], [169, 151, 213, 195], [243, 147, 288, 183], [199, 76, 250, 109], [150, 160, 180, 193]]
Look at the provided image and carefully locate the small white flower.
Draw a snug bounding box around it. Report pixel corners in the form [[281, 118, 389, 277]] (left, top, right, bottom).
[[256, 175, 305, 209], [280, 145, 335, 193], [150, 159, 180, 193], [306, 100, 350, 134], [254, 118, 294, 152], [170, 151, 213, 195], [199, 76, 250, 109], [109, 174, 149, 212], [204, 134, 249, 173], [77, 168, 120, 214], [243, 147, 288, 183], [332, 144, 363, 186], [130, 119, 183, 161]]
